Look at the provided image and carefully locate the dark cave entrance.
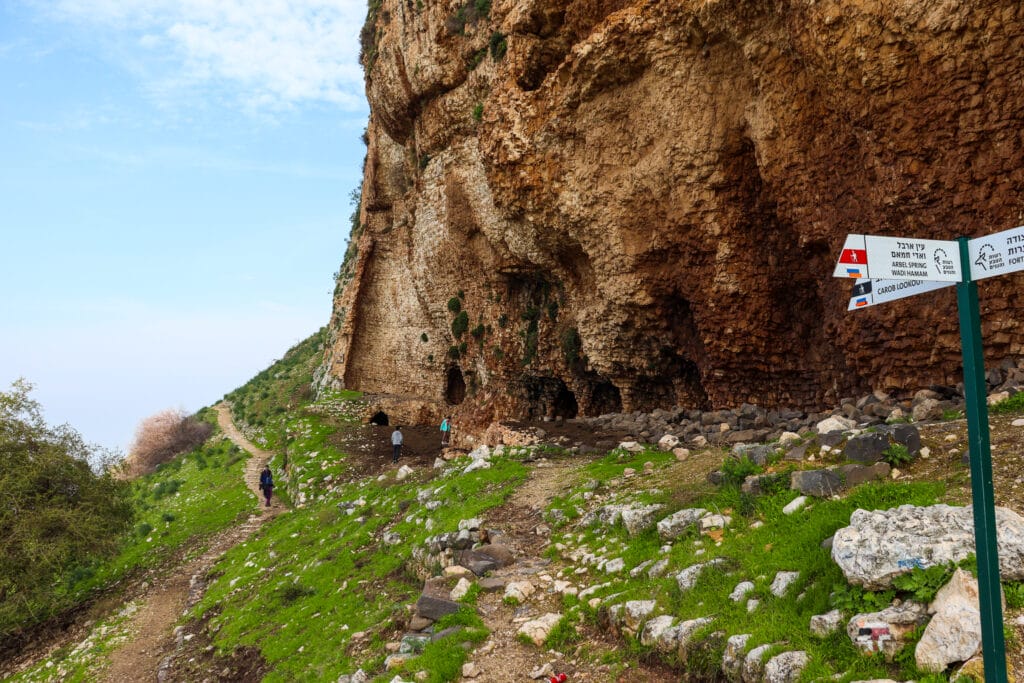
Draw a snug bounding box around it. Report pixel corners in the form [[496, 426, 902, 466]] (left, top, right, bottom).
[[552, 385, 579, 419], [446, 366, 466, 405], [369, 411, 389, 426], [589, 380, 622, 415], [518, 376, 577, 420]]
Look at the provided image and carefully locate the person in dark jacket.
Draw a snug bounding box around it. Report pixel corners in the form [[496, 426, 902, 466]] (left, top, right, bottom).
[[259, 465, 273, 507]]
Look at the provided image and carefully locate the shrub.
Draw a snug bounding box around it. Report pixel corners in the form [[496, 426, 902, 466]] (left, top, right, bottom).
[[420, 333, 428, 342], [892, 563, 955, 603], [720, 455, 761, 486], [127, 409, 213, 477], [561, 327, 582, 367], [489, 31, 507, 60], [882, 443, 913, 467], [472, 102, 484, 121], [451, 311, 470, 338], [0, 380, 133, 637], [447, 297, 462, 313], [991, 392, 1024, 414]]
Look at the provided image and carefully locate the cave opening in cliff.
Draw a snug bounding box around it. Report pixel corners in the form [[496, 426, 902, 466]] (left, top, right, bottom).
[[369, 411, 389, 426], [552, 385, 578, 419], [446, 366, 466, 405], [517, 376, 578, 420], [589, 380, 622, 415]]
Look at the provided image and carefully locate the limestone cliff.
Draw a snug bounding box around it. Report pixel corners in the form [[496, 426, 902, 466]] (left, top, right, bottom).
[[320, 0, 1024, 428]]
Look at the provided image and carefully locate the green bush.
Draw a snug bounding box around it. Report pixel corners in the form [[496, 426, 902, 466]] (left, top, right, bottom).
[[451, 311, 470, 338], [991, 392, 1024, 414], [471, 102, 484, 121], [447, 297, 462, 313], [892, 563, 954, 603], [720, 455, 761, 486], [489, 31, 507, 60], [882, 443, 913, 467], [0, 381, 133, 637]]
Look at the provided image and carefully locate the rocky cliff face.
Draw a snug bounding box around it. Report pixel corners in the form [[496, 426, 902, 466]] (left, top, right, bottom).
[[320, 0, 1024, 428]]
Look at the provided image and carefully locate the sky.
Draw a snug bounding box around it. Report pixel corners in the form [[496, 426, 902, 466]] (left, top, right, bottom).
[[0, 0, 369, 453]]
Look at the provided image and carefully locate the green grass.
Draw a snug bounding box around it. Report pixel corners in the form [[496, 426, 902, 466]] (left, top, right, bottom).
[[5, 600, 142, 682], [190, 446, 528, 681], [225, 327, 328, 447], [990, 391, 1024, 414], [547, 471, 951, 681], [70, 437, 255, 597]]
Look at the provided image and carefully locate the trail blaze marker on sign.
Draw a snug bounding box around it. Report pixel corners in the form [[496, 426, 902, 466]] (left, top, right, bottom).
[[833, 234, 962, 281], [846, 278, 952, 310], [835, 232, 1012, 683]]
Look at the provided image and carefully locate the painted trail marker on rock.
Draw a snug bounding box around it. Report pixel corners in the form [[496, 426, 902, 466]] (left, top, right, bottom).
[[833, 234, 962, 281], [835, 232, 1013, 683]]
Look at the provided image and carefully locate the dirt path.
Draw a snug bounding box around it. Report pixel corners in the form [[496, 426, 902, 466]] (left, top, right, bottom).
[[466, 459, 678, 683], [101, 404, 283, 682]]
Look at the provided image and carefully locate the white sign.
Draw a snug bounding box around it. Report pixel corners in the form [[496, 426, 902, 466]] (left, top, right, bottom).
[[847, 278, 953, 311], [833, 234, 962, 282], [968, 225, 1024, 281]]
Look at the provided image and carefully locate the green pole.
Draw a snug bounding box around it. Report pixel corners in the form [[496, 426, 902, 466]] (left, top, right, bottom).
[[956, 236, 1007, 682]]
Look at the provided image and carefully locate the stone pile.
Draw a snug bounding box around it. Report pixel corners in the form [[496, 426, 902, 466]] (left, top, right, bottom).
[[577, 374, 1021, 451]]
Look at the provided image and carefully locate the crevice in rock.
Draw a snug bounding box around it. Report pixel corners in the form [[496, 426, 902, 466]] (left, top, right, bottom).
[[446, 366, 467, 405]]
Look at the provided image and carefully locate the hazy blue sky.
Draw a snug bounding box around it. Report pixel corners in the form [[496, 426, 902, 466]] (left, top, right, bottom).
[[0, 0, 369, 452]]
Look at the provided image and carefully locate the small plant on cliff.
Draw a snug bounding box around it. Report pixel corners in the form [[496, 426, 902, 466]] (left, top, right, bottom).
[[471, 102, 484, 121], [497, 313, 508, 328], [560, 327, 583, 368], [468, 49, 486, 71], [447, 297, 462, 313], [489, 31, 507, 60], [420, 333, 428, 342], [448, 346, 461, 360], [451, 311, 470, 338]]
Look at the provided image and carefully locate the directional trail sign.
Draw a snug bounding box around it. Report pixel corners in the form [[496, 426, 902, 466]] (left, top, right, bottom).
[[846, 278, 952, 311], [834, 230, 1012, 683], [833, 234, 962, 281], [968, 224, 1024, 281]]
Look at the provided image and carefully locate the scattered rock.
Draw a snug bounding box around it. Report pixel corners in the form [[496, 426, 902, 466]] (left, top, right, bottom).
[[816, 416, 857, 434], [450, 578, 472, 601], [832, 504, 1024, 589], [782, 496, 808, 515], [770, 571, 800, 597], [722, 633, 752, 681], [730, 581, 755, 601], [915, 569, 985, 672], [847, 602, 929, 659], [461, 662, 481, 678], [657, 508, 707, 540], [621, 504, 665, 536], [809, 609, 844, 637], [790, 469, 842, 497], [504, 581, 535, 602], [517, 613, 562, 646], [764, 651, 808, 683]]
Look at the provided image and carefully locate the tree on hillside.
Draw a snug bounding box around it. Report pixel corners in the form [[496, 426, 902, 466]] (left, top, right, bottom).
[[126, 408, 212, 477], [0, 379, 133, 639]]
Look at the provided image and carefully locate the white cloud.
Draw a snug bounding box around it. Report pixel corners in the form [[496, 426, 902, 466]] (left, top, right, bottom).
[[43, 0, 367, 111]]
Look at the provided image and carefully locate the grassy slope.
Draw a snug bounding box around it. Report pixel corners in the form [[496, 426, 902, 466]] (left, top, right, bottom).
[[190, 436, 526, 681], [8, 414, 255, 681]]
